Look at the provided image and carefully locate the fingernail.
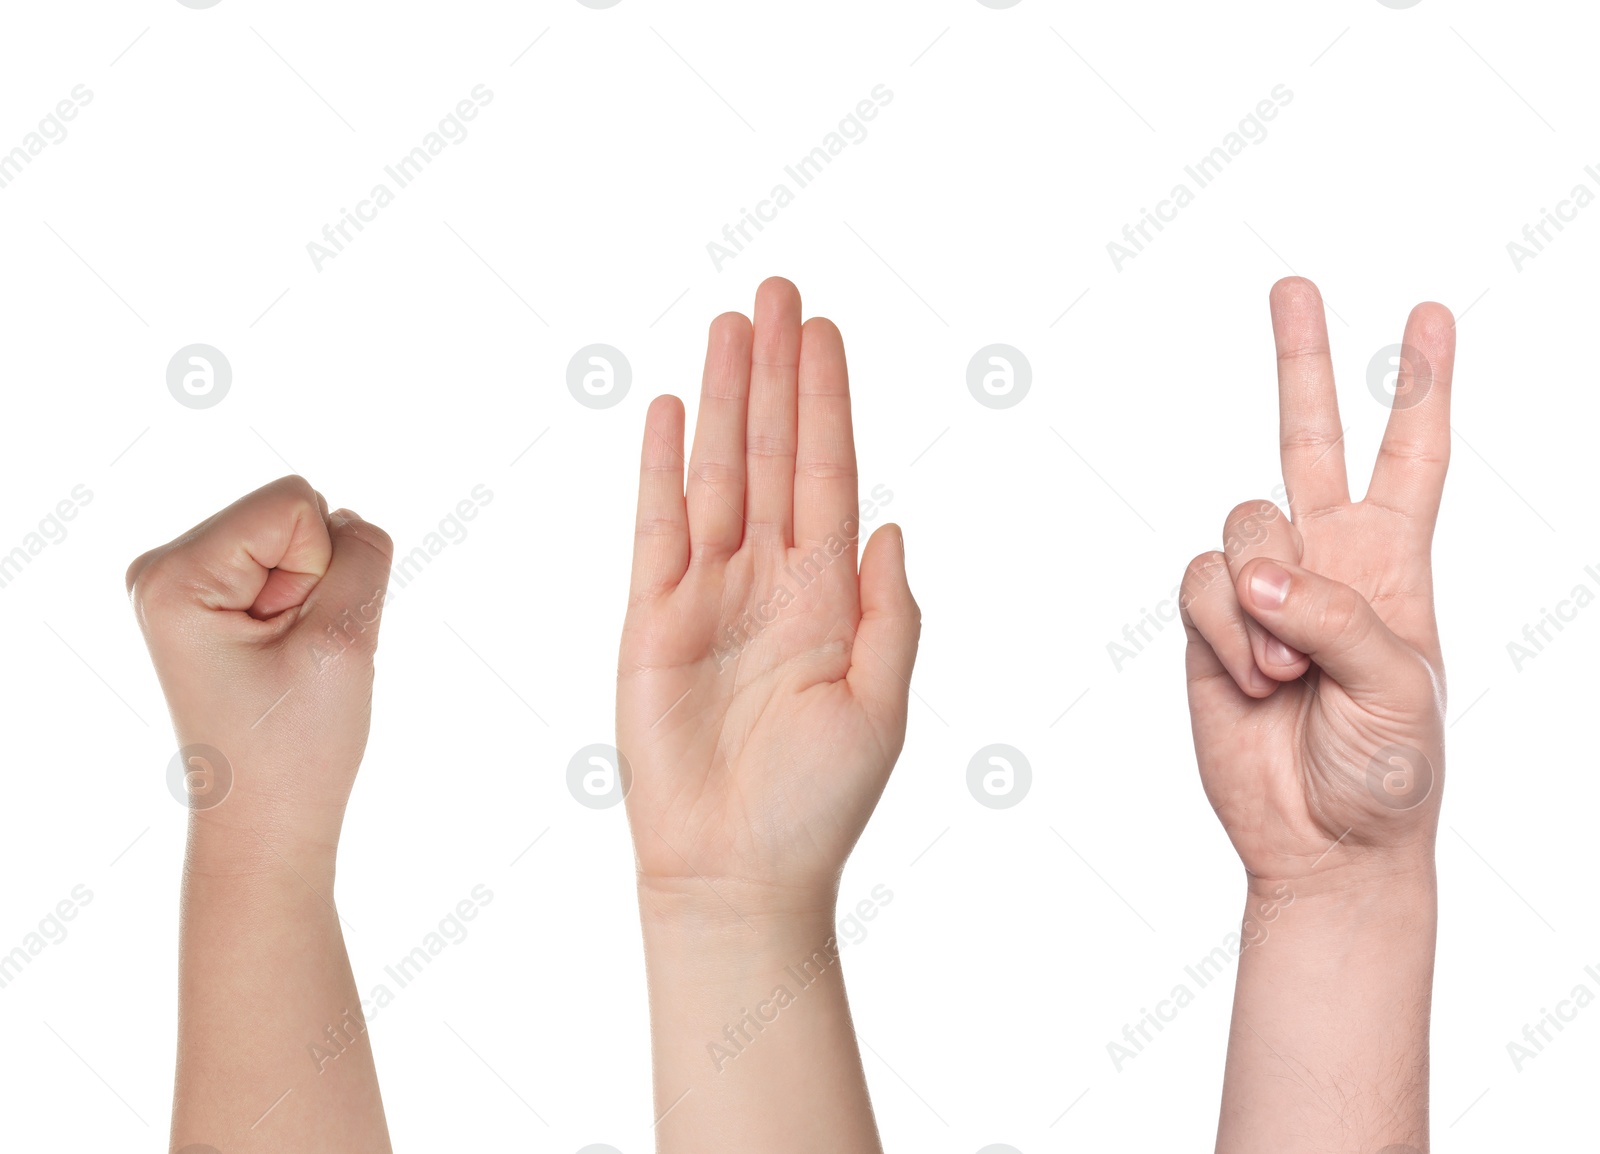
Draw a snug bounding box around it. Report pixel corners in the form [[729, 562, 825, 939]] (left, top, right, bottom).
[[1265, 636, 1297, 666], [331, 507, 360, 526], [1249, 563, 1290, 609]]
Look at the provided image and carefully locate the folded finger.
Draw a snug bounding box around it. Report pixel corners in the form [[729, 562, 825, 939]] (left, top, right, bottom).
[[1180, 551, 1276, 699], [1220, 499, 1311, 682]]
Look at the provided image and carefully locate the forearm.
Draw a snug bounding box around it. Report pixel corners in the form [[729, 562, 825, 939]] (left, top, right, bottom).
[[1216, 863, 1437, 1153], [638, 880, 882, 1154], [172, 825, 390, 1153]]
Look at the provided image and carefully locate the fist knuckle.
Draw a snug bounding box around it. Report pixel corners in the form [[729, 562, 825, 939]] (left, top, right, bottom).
[[277, 473, 315, 497], [351, 520, 393, 558], [1181, 551, 1227, 606], [127, 553, 201, 628], [1222, 499, 1279, 553], [267, 474, 319, 512], [1222, 496, 1273, 544]]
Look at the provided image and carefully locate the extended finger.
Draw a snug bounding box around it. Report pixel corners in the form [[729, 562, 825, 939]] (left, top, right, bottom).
[[631, 395, 690, 601], [1271, 277, 1349, 519], [793, 316, 859, 560], [1366, 300, 1455, 537], [745, 277, 802, 545], [685, 313, 752, 562]]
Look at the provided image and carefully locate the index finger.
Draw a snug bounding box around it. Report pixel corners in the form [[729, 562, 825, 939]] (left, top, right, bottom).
[[1271, 277, 1349, 519]]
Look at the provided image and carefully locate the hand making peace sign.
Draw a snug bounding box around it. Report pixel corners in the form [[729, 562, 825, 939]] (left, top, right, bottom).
[[1180, 276, 1456, 891]]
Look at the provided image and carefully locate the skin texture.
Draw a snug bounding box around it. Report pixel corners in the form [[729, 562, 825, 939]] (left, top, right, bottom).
[[617, 277, 920, 1153], [1181, 277, 1454, 1153], [127, 475, 394, 1154]]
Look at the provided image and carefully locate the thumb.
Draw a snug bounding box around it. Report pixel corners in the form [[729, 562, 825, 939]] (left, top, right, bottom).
[[296, 509, 394, 670], [1234, 558, 1430, 705], [848, 524, 921, 736]]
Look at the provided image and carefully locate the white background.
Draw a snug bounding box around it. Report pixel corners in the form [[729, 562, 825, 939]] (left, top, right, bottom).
[[0, 1, 1594, 1150]]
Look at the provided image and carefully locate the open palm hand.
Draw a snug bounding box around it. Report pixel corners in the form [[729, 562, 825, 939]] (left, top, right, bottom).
[[617, 278, 919, 906]]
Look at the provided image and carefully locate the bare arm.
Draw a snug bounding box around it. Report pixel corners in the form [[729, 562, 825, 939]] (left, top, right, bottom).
[[616, 278, 919, 1152], [1179, 278, 1455, 1151], [129, 477, 395, 1152], [637, 885, 881, 1151]]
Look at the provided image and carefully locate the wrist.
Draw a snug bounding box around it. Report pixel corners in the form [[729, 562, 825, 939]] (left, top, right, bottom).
[[1222, 862, 1435, 1154], [185, 809, 340, 891], [637, 872, 838, 928], [1247, 838, 1436, 904], [636, 876, 856, 1075], [1238, 861, 1436, 964], [636, 874, 843, 974]]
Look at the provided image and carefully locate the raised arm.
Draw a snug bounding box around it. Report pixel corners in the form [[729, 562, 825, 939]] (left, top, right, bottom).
[[128, 477, 395, 1153], [1179, 278, 1455, 1153], [617, 277, 920, 1152]]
